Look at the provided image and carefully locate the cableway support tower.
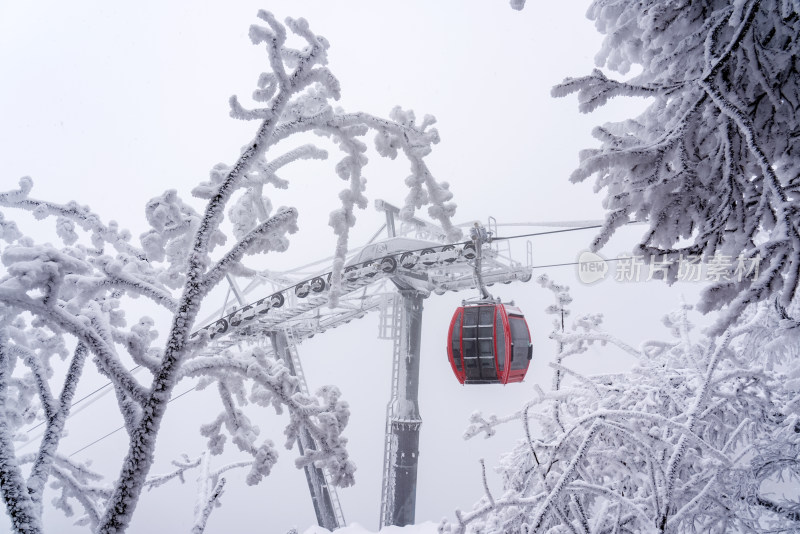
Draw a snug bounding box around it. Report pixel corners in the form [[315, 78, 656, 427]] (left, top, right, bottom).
[[194, 199, 533, 530]]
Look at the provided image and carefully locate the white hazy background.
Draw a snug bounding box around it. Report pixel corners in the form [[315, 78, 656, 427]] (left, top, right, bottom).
[[0, 2, 698, 533]]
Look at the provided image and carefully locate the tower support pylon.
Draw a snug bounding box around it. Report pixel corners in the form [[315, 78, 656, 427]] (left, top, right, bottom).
[[379, 289, 424, 527]]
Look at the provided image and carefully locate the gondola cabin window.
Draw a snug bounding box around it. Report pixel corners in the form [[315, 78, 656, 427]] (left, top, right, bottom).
[[509, 315, 532, 371], [447, 302, 532, 385]]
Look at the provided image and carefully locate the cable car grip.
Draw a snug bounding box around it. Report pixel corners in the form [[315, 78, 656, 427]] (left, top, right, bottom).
[[469, 222, 493, 300]]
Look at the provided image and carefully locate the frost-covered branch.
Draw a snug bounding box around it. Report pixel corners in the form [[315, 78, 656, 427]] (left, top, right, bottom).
[[14, 345, 56, 422], [0, 179, 145, 260], [47, 462, 109, 530], [566, 479, 653, 527], [553, 0, 800, 333], [89, 273, 179, 313], [25, 343, 88, 509], [552, 68, 679, 113], [0, 288, 148, 405], [529, 421, 602, 530], [95, 14, 343, 532], [191, 476, 225, 534], [181, 350, 355, 488], [0, 335, 42, 534], [143, 455, 203, 491], [659, 332, 730, 530], [200, 207, 298, 293], [190, 452, 243, 534]]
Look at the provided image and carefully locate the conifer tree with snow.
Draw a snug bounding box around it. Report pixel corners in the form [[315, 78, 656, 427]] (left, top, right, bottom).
[[551, 0, 800, 334], [0, 12, 457, 534]]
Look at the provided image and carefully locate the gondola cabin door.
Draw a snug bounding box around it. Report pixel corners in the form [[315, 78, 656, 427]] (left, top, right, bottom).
[[447, 303, 532, 384]]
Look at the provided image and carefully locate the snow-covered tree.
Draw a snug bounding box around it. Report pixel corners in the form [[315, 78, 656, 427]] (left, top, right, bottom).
[[0, 12, 459, 534], [551, 0, 800, 334], [443, 276, 800, 533]]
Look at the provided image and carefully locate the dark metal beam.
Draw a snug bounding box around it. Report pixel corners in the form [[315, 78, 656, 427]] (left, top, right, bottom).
[[381, 290, 424, 527]]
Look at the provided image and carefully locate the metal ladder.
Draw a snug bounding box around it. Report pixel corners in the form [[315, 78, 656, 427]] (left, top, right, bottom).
[[284, 329, 310, 396], [378, 296, 403, 527], [281, 329, 346, 529], [378, 294, 399, 340]]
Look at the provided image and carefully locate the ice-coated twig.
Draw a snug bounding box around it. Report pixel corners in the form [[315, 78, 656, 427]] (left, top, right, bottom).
[[82, 272, 179, 313], [0, 335, 43, 534], [48, 463, 107, 529], [567, 480, 653, 528], [548, 362, 601, 399], [180, 353, 354, 488], [0, 290, 147, 404], [522, 406, 541, 468], [665, 470, 720, 530], [25, 343, 88, 509], [658, 331, 732, 530], [479, 459, 495, 507], [191, 476, 225, 534], [15, 345, 56, 422], [200, 207, 298, 291], [144, 455, 203, 491], [0, 178, 145, 260], [528, 421, 602, 530]]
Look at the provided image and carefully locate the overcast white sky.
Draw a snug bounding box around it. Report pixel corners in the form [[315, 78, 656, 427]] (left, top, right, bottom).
[[0, 2, 701, 533]]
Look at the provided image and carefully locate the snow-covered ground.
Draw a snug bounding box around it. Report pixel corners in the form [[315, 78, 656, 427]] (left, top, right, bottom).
[[303, 522, 438, 534]]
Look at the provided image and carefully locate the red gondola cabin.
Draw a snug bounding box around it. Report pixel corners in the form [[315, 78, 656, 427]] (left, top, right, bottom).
[[447, 302, 532, 384]]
